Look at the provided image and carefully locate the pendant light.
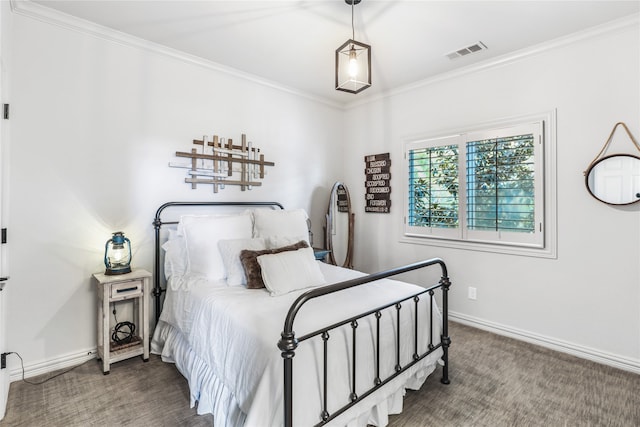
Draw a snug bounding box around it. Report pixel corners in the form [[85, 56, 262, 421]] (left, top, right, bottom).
[[335, 0, 371, 94]]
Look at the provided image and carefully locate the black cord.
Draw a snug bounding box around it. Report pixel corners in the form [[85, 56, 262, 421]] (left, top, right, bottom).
[[351, 0, 355, 40], [112, 321, 136, 344], [5, 352, 88, 385], [111, 302, 136, 344]]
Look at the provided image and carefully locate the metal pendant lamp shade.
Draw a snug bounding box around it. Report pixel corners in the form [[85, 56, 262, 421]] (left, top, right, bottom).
[[335, 0, 371, 94]]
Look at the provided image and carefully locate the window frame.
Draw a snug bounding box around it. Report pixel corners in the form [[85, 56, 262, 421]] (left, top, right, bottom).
[[401, 111, 557, 258]]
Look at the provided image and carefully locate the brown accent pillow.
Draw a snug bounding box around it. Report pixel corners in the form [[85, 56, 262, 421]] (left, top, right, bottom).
[[239, 240, 309, 289]]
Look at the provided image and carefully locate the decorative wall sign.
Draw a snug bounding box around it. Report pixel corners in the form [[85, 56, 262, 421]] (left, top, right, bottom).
[[364, 153, 391, 213], [169, 134, 274, 193], [336, 184, 349, 212]]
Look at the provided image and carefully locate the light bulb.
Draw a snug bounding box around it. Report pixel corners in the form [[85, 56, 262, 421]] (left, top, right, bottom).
[[348, 47, 358, 78], [111, 246, 126, 263]]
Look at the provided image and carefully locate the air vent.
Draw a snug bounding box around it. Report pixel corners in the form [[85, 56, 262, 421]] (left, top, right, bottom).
[[445, 41, 487, 60]]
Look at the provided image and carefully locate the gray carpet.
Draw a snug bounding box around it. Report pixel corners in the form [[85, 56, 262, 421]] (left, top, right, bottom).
[[1, 351, 213, 427], [391, 323, 640, 426], [1, 322, 639, 426]]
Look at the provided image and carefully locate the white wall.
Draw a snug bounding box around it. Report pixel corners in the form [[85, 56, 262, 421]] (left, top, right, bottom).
[[6, 11, 343, 376], [5, 4, 640, 380], [342, 18, 640, 371], [0, 0, 13, 417]]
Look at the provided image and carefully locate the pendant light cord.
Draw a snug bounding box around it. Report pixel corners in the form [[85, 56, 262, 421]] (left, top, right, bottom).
[[351, 0, 355, 40]]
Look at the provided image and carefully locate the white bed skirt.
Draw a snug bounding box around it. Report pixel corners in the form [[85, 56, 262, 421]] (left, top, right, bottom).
[[152, 320, 442, 427]]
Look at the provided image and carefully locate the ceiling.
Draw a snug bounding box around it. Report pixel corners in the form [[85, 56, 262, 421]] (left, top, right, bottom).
[[27, 0, 640, 106]]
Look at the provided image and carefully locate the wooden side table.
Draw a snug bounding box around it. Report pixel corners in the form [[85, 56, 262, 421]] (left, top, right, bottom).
[[92, 269, 151, 374], [313, 248, 331, 262]]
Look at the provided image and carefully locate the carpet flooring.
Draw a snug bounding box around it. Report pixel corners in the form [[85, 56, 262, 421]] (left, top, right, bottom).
[[1, 322, 639, 426]]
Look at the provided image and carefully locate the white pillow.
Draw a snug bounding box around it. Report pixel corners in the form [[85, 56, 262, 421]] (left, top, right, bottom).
[[257, 247, 326, 296], [180, 213, 253, 280], [266, 235, 307, 249], [218, 238, 267, 286], [162, 229, 187, 279], [253, 209, 310, 245]]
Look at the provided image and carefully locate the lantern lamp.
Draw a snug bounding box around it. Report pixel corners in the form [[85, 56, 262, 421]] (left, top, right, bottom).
[[335, 0, 371, 94], [104, 231, 132, 275]]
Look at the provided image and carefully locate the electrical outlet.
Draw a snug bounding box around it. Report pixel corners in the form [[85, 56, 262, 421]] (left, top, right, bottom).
[[468, 287, 477, 300], [1, 353, 7, 369]]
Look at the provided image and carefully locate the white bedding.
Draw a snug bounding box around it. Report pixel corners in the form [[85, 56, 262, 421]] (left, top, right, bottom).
[[151, 261, 443, 427]]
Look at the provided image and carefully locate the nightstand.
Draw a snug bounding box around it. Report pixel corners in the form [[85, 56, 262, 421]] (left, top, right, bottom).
[[92, 269, 151, 374], [313, 248, 331, 262]]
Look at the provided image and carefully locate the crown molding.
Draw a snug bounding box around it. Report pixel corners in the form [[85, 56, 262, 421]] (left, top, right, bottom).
[[9, 0, 344, 110], [345, 12, 640, 109], [10, 1, 638, 111]]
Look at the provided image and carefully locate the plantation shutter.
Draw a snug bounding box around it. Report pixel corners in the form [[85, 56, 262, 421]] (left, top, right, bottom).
[[408, 145, 459, 227], [405, 135, 462, 239], [466, 134, 535, 232], [464, 123, 543, 247], [404, 120, 544, 248]]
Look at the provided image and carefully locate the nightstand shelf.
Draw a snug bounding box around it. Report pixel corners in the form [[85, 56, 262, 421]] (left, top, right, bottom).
[[92, 269, 151, 374]]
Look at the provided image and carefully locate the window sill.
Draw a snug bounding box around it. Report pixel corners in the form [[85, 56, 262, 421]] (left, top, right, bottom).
[[399, 235, 557, 259]]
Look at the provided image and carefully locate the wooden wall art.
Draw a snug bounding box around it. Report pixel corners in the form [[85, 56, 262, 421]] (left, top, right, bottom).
[[364, 153, 391, 213], [169, 134, 274, 192]]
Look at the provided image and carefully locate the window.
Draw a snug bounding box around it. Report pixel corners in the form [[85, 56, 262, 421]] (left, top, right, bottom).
[[406, 135, 462, 240], [408, 142, 459, 229], [404, 116, 553, 254]]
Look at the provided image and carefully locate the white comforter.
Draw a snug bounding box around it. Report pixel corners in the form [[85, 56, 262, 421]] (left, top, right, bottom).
[[152, 262, 443, 427]]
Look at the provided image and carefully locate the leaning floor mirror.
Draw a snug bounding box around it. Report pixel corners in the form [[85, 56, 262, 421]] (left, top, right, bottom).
[[325, 182, 354, 269]]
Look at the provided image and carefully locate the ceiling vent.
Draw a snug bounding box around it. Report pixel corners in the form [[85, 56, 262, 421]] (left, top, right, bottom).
[[445, 41, 487, 60]]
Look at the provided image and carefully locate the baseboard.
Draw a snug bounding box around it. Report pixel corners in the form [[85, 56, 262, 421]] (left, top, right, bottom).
[[8, 347, 97, 383], [450, 311, 640, 375], [9, 314, 640, 381]]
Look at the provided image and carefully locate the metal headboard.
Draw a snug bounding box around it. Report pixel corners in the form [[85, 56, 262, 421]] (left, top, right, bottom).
[[152, 201, 284, 323]]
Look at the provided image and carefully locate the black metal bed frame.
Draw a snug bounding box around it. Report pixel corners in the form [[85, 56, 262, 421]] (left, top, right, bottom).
[[152, 201, 450, 427], [278, 259, 450, 427], [152, 201, 284, 321]]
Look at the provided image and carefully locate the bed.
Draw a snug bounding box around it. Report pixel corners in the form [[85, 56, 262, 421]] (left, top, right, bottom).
[[150, 201, 451, 427]]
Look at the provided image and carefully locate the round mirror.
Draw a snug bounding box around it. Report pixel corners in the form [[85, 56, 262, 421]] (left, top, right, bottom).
[[585, 154, 640, 205], [325, 182, 354, 268]]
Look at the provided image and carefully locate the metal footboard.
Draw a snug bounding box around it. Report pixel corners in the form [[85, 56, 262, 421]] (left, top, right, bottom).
[[277, 258, 451, 427]]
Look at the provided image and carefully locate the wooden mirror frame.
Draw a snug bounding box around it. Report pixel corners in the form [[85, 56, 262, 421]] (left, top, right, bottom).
[[325, 182, 354, 269]]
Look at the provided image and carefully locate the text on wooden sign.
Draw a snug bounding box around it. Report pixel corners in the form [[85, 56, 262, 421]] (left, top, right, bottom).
[[364, 153, 391, 213]]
